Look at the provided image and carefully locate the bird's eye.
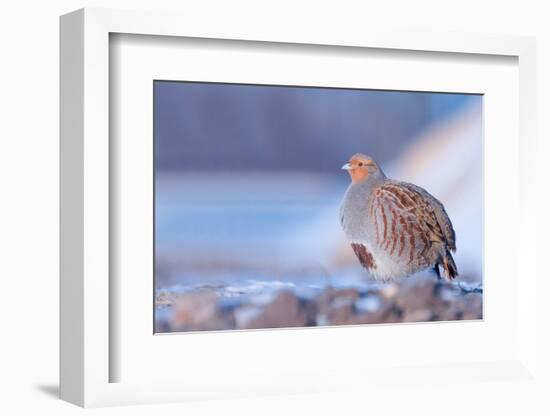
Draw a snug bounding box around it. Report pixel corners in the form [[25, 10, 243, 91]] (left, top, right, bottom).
[[358, 162, 363, 167]]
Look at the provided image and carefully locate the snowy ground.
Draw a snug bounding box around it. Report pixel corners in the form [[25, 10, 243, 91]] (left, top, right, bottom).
[[155, 273, 482, 332]]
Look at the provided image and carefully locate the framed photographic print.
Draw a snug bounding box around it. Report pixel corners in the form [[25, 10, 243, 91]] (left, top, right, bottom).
[[153, 80, 483, 334], [60, 8, 538, 407]]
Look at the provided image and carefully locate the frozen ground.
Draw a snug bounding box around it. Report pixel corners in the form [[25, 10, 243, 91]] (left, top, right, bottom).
[[155, 273, 482, 332]]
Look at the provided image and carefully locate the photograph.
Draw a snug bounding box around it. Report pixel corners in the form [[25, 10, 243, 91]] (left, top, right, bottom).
[[154, 81, 483, 333]]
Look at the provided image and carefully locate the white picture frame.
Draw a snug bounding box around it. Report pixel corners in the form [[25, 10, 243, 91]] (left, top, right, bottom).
[[60, 7, 538, 407]]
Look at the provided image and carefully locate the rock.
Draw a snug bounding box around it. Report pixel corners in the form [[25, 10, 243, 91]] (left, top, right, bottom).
[[315, 287, 361, 325], [402, 309, 433, 322], [394, 276, 437, 313], [171, 291, 233, 331], [245, 291, 308, 329], [457, 292, 483, 320]]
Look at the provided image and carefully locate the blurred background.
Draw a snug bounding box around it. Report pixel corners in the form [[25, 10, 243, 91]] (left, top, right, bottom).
[[154, 81, 483, 332]]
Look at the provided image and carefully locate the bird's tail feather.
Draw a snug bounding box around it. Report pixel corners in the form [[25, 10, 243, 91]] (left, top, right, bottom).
[[443, 250, 458, 279]]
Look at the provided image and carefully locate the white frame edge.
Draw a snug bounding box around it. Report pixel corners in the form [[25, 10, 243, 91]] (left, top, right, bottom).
[[60, 9, 85, 406], [60, 7, 537, 407]]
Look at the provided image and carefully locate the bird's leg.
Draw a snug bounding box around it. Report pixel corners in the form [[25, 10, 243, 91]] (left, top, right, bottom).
[[433, 264, 442, 280]]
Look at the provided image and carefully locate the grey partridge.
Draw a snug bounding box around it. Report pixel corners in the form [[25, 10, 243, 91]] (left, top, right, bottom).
[[340, 153, 458, 281]]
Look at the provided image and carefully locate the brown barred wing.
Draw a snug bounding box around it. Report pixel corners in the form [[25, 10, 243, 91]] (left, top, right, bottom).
[[396, 182, 456, 252], [368, 181, 454, 267]]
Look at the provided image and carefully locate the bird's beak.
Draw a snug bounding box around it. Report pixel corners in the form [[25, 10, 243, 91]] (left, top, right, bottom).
[[341, 163, 352, 170]]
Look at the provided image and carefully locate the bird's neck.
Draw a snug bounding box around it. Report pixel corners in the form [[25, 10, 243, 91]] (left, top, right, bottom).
[[350, 170, 386, 186]]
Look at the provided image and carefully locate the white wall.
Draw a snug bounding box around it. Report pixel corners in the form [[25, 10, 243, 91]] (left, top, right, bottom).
[[1, 1, 548, 415]]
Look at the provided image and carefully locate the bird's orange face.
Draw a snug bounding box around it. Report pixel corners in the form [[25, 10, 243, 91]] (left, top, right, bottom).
[[342, 154, 378, 183]]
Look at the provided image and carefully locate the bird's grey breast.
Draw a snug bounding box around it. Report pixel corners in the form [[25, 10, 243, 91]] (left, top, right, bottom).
[[340, 182, 375, 242]]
